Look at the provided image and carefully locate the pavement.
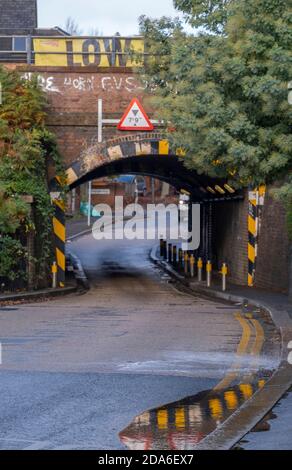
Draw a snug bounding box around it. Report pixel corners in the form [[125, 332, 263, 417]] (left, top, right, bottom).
[[238, 387, 292, 450], [0, 286, 76, 304], [66, 216, 96, 239]]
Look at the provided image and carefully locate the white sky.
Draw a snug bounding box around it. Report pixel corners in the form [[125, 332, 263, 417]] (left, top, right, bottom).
[[38, 0, 181, 36]]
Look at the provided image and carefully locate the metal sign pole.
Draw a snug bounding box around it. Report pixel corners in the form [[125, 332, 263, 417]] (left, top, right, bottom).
[[88, 181, 92, 227], [98, 98, 103, 143]]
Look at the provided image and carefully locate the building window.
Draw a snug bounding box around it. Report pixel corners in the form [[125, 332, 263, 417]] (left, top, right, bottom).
[[0, 37, 12, 51], [13, 37, 27, 52]]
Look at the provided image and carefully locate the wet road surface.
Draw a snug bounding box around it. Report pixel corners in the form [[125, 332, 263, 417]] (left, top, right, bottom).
[[0, 231, 280, 449]]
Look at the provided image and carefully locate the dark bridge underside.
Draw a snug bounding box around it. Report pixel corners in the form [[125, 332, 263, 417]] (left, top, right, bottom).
[[69, 155, 242, 203]]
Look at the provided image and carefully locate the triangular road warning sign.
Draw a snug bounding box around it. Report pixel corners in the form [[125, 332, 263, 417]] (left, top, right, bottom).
[[118, 98, 154, 131]]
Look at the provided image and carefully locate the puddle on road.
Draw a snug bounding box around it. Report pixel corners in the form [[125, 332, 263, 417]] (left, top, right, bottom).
[[119, 372, 273, 450]]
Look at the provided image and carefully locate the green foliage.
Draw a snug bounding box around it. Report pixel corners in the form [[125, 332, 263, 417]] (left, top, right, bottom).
[[174, 0, 232, 33], [0, 236, 27, 282], [140, 0, 292, 198], [0, 66, 64, 286], [0, 185, 29, 233]]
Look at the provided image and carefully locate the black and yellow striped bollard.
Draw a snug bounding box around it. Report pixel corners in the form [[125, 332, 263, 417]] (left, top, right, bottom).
[[52, 198, 66, 288]]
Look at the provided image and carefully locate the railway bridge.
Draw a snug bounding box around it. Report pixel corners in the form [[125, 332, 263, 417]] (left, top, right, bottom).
[[2, 34, 290, 294]]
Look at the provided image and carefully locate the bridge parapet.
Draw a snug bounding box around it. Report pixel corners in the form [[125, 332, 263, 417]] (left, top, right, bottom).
[[0, 35, 145, 67]]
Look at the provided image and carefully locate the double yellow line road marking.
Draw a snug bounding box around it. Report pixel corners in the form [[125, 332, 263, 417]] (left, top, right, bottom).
[[214, 311, 265, 392]]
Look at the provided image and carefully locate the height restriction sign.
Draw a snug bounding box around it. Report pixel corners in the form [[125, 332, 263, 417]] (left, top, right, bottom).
[[117, 98, 154, 131]]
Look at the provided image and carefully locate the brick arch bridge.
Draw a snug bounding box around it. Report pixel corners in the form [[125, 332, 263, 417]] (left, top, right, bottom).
[[57, 133, 239, 203], [49, 133, 242, 288], [4, 34, 286, 294]]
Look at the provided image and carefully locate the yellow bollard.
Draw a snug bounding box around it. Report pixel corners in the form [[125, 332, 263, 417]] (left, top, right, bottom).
[[184, 252, 189, 276], [190, 254, 195, 278], [221, 263, 228, 291], [206, 260, 212, 287], [197, 257, 203, 282], [52, 261, 57, 289]]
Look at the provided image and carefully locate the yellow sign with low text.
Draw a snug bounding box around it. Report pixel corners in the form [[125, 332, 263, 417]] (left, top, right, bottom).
[[33, 38, 144, 67]]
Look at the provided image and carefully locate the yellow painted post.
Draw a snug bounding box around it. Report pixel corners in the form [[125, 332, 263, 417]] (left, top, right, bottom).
[[197, 257, 203, 282], [51, 261, 57, 289], [221, 263, 228, 291], [206, 260, 212, 287], [190, 254, 195, 278]]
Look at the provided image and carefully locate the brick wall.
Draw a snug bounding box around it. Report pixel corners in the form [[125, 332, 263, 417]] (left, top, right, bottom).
[[18, 68, 149, 167], [255, 187, 290, 293], [213, 188, 290, 293], [12, 65, 291, 294], [0, 0, 37, 31], [213, 194, 249, 286]]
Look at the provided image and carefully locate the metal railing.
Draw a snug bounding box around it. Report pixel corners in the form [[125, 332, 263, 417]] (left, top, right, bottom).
[[0, 35, 146, 66]]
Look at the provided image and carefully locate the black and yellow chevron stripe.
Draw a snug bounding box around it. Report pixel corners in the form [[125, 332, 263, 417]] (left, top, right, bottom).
[[52, 198, 66, 288], [248, 192, 257, 287]]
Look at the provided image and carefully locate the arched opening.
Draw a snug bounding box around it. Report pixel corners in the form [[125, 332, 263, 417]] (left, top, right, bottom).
[[50, 135, 244, 287]]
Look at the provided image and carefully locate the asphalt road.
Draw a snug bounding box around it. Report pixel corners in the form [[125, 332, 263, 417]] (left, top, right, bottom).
[[0, 229, 278, 450]]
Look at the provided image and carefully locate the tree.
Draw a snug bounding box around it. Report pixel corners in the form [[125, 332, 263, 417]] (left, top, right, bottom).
[[173, 0, 232, 33], [64, 17, 84, 36], [63, 17, 101, 36], [0, 66, 64, 286], [140, 0, 292, 203]]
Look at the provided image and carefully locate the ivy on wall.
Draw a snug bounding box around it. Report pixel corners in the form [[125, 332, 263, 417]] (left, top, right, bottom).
[[0, 66, 64, 287]]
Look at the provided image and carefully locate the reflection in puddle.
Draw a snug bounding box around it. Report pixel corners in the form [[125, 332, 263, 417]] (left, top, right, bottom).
[[120, 375, 270, 450]]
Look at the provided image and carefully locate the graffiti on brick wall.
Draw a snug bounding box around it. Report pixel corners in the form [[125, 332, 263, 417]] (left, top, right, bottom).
[[100, 76, 146, 93], [21, 72, 61, 93], [63, 76, 95, 92], [22, 72, 146, 94]]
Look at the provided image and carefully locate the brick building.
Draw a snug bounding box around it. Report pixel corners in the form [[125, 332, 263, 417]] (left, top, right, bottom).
[[0, 0, 68, 63]]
